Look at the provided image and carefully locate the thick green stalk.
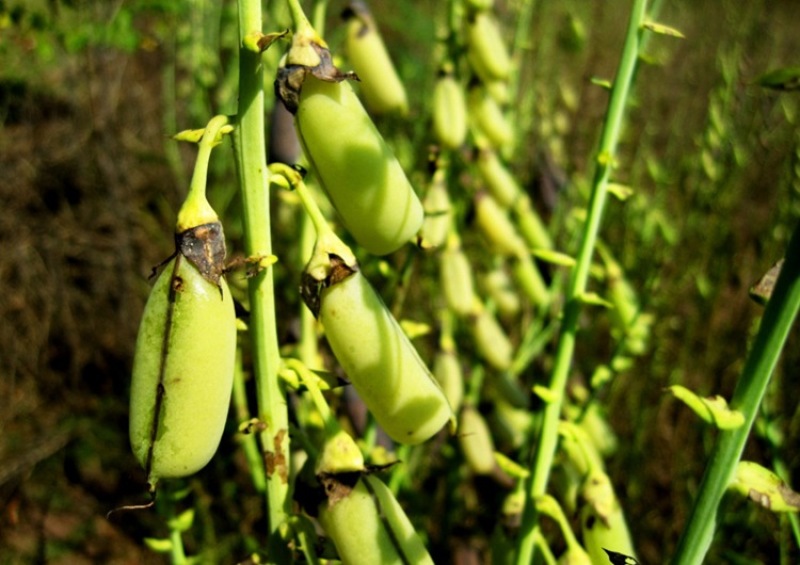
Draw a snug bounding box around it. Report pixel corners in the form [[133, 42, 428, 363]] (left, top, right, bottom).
[[234, 0, 291, 560], [671, 222, 800, 564], [515, 1, 649, 562]]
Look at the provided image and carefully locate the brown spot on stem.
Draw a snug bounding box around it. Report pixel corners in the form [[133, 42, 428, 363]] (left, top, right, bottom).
[[264, 428, 289, 484]]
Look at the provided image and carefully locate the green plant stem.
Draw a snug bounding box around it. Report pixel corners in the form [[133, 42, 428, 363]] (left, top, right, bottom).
[[232, 346, 267, 494], [514, 1, 649, 562], [671, 221, 800, 564], [233, 0, 291, 560]]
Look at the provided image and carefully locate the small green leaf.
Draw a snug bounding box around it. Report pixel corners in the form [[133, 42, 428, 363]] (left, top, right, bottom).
[[731, 461, 800, 512], [578, 292, 613, 308], [400, 319, 431, 340], [533, 385, 558, 403], [756, 67, 800, 91], [642, 21, 685, 38], [591, 77, 613, 90], [607, 182, 634, 201], [168, 508, 195, 532], [667, 385, 745, 429], [144, 537, 173, 553], [494, 452, 529, 478], [531, 248, 576, 267], [173, 128, 206, 143]]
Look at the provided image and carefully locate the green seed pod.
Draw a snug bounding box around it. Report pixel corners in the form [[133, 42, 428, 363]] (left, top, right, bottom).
[[481, 267, 521, 318], [458, 406, 496, 475], [417, 169, 451, 249], [318, 473, 435, 565], [129, 226, 236, 488], [433, 350, 464, 414], [432, 73, 468, 150], [513, 195, 553, 251], [469, 304, 513, 371], [489, 398, 531, 450], [474, 192, 528, 257], [469, 86, 514, 148], [510, 254, 550, 306], [579, 470, 637, 564], [476, 148, 521, 208], [466, 11, 511, 83], [441, 245, 477, 316], [278, 43, 423, 256], [304, 257, 453, 445], [342, 1, 409, 115]]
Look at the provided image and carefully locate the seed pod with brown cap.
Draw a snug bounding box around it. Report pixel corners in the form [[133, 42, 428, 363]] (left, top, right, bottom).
[[279, 166, 454, 445], [275, 19, 422, 256], [342, 0, 408, 115], [129, 116, 236, 490]]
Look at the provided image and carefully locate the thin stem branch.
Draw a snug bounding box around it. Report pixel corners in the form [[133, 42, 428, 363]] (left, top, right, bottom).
[[234, 0, 291, 561], [671, 222, 800, 563], [515, 0, 649, 562]]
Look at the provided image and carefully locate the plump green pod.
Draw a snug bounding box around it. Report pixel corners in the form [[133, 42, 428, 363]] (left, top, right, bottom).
[[469, 87, 514, 148], [129, 256, 236, 486], [433, 350, 464, 414], [511, 255, 550, 306], [482, 267, 521, 318], [474, 192, 528, 257], [476, 149, 521, 208], [318, 474, 435, 565], [318, 267, 452, 444], [441, 247, 476, 316], [432, 74, 468, 150], [296, 75, 423, 255], [458, 406, 496, 475], [466, 11, 511, 83], [418, 171, 451, 249], [513, 195, 553, 251], [343, 2, 408, 115], [469, 306, 513, 371]]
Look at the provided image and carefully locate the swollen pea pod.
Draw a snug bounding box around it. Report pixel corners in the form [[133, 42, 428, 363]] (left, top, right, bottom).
[[276, 30, 422, 256], [579, 469, 637, 564], [342, 1, 409, 115], [469, 301, 513, 371], [302, 257, 453, 445], [317, 473, 435, 565], [466, 10, 511, 83], [129, 116, 236, 491], [458, 405, 496, 475], [417, 167, 451, 249], [469, 86, 514, 149], [432, 71, 468, 150], [440, 240, 477, 317], [433, 350, 464, 415]]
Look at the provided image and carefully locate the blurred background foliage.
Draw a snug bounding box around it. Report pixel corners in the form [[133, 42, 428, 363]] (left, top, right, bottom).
[[1, 0, 799, 563]]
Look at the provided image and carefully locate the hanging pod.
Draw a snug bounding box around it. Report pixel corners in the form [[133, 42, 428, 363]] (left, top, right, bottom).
[[469, 86, 514, 149], [440, 244, 477, 317], [301, 256, 453, 445], [276, 40, 422, 256], [468, 302, 513, 371], [342, 1, 409, 115], [432, 72, 468, 150], [458, 405, 496, 475], [317, 472, 435, 565], [129, 116, 236, 491], [466, 10, 511, 83], [129, 224, 236, 489], [417, 168, 452, 249]]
